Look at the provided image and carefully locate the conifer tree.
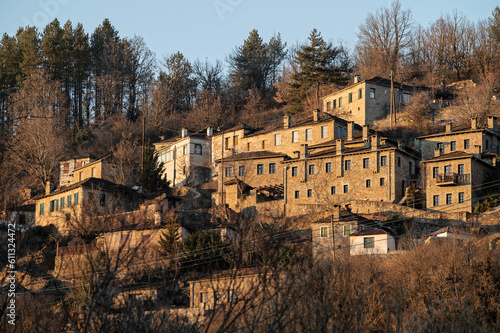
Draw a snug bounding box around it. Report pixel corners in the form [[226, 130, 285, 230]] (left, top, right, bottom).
[[139, 144, 169, 193]]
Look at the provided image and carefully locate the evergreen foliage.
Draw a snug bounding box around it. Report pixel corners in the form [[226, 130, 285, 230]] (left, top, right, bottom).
[[139, 144, 169, 193], [180, 231, 233, 272]]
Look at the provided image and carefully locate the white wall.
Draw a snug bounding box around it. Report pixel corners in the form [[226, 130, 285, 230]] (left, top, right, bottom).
[[350, 233, 396, 255]]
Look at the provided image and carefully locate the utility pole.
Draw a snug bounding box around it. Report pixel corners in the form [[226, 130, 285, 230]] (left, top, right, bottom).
[[220, 129, 224, 205], [331, 215, 335, 260], [142, 117, 145, 171], [390, 70, 395, 128]]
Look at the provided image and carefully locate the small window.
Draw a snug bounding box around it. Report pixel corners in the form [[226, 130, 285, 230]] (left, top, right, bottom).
[[261, 140, 266, 149], [380, 156, 387, 166], [370, 88, 375, 99], [444, 165, 452, 175], [458, 164, 464, 175], [363, 158, 369, 168], [247, 142, 251, 151], [257, 164, 264, 175], [292, 131, 299, 143], [39, 203, 44, 215], [294, 191, 300, 199], [225, 137, 230, 149], [60, 197, 65, 209], [308, 164, 315, 175], [291, 166, 298, 177], [380, 178, 385, 186], [183, 165, 186, 175], [55, 199, 59, 211], [348, 92, 352, 103], [100, 194, 106, 207], [326, 101, 332, 111], [326, 162, 332, 173], [339, 97, 342, 107], [343, 184, 349, 193], [345, 160, 351, 170], [433, 167, 439, 178], [331, 186, 336, 194], [364, 237, 374, 248], [437, 143, 444, 154], [486, 140, 489, 149], [307, 189, 312, 197], [194, 143, 202, 155], [67, 195, 72, 207], [333, 100, 337, 109], [358, 88, 362, 99], [343, 225, 351, 236], [228, 290, 235, 302], [238, 166, 245, 176], [49, 200, 55, 213], [459, 192, 464, 203], [305, 128, 312, 142], [275, 134, 282, 146], [74, 193, 79, 205], [225, 167, 232, 177], [200, 292, 208, 303], [320, 226, 328, 238], [397, 156, 401, 167], [433, 195, 439, 206], [234, 136, 239, 146], [464, 139, 470, 149], [321, 126, 328, 139], [446, 193, 452, 205], [450, 141, 456, 151], [269, 163, 276, 174], [215, 291, 222, 304], [182, 145, 188, 155], [366, 179, 371, 188]]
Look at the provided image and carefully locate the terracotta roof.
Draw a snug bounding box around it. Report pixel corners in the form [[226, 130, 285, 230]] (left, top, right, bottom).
[[350, 228, 394, 237], [421, 151, 473, 163], [215, 150, 289, 163]]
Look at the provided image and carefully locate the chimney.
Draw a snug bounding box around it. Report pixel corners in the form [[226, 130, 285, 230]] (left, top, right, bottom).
[[371, 135, 380, 151], [181, 128, 188, 138], [300, 144, 309, 159], [207, 127, 213, 137], [354, 75, 361, 84], [313, 109, 320, 122], [336, 139, 344, 155], [347, 121, 354, 141], [154, 203, 163, 226], [284, 115, 290, 129], [471, 117, 478, 130], [446, 123, 453, 133], [45, 181, 53, 195], [398, 141, 405, 149], [488, 116, 497, 132], [362, 125, 369, 141], [434, 148, 442, 157], [332, 205, 341, 221]]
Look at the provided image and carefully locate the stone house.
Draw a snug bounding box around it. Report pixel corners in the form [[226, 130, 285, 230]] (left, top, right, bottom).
[[321, 76, 413, 125], [420, 150, 495, 213], [350, 228, 396, 255], [59, 153, 97, 186], [283, 126, 421, 216], [155, 128, 213, 187], [415, 117, 500, 160]]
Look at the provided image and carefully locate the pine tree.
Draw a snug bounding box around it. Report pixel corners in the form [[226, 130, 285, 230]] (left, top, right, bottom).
[[287, 29, 347, 114], [139, 144, 169, 193]]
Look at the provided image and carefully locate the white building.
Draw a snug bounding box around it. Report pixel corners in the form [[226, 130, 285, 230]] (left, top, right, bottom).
[[350, 228, 396, 255], [154, 128, 213, 188], [424, 226, 474, 244]]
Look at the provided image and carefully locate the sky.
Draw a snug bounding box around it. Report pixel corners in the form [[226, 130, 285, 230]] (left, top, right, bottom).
[[1, 0, 498, 69]]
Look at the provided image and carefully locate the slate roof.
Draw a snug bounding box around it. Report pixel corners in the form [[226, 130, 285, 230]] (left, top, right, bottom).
[[350, 228, 394, 237], [215, 150, 289, 163]]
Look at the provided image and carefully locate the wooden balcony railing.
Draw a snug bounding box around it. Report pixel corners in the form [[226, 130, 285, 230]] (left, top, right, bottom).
[[436, 173, 470, 185]]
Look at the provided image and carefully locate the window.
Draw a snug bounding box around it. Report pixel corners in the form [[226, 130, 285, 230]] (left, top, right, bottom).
[[274, 134, 281, 146], [228, 290, 235, 302], [380, 156, 387, 166], [305, 128, 312, 141], [458, 164, 464, 175], [363, 158, 369, 168], [433, 167, 439, 178], [239, 166, 245, 176], [339, 96, 342, 107], [247, 142, 251, 151], [380, 178, 385, 186], [333, 99, 337, 109], [358, 88, 362, 99], [370, 88, 375, 99], [446, 193, 452, 205], [450, 141, 456, 151], [194, 143, 202, 155], [444, 165, 452, 175], [295, 191, 300, 199], [183, 165, 186, 175], [486, 140, 489, 149], [437, 143, 444, 154], [182, 145, 188, 155], [200, 292, 208, 303], [67, 195, 72, 207], [234, 136, 239, 146], [397, 156, 401, 167], [269, 163, 276, 174], [409, 161, 413, 175], [225, 167, 232, 177], [433, 195, 439, 206], [308, 164, 315, 175], [364, 237, 374, 248], [292, 131, 298, 143], [292, 166, 298, 177], [331, 186, 336, 194], [464, 139, 470, 149], [99, 194, 106, 207], [320, 226, 328, 238], [344, 160, 351, 170], [366, 179, 371, 188], [336, 126, 343, 139], [326, 162, 332, 173], [215, 291, 222, 304], [344, 225, 351, 236], [55, 199, 59, 211], [321, 126, 328, 139], [257, 164, 264, 175], [39, 203, 44, 215], [225, 137, 230, 149], [459, 192, 464, 203], [348, 92, 353, 103], [60, 197, 65, 209], [261, 140, 266, 149], [343, 185, 349, 193], [74, 193, 79, 205], [327, 101, 332, 111], [307, 189, 312, 197]]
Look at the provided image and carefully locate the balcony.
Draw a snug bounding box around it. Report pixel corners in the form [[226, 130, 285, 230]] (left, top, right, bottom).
[[436, 173, 470, 186]]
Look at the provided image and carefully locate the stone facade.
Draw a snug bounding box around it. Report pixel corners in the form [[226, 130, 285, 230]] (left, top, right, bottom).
[[59, 154, 96, 186], [321, 76, 413, 125], [155, 128, 212, 187]]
